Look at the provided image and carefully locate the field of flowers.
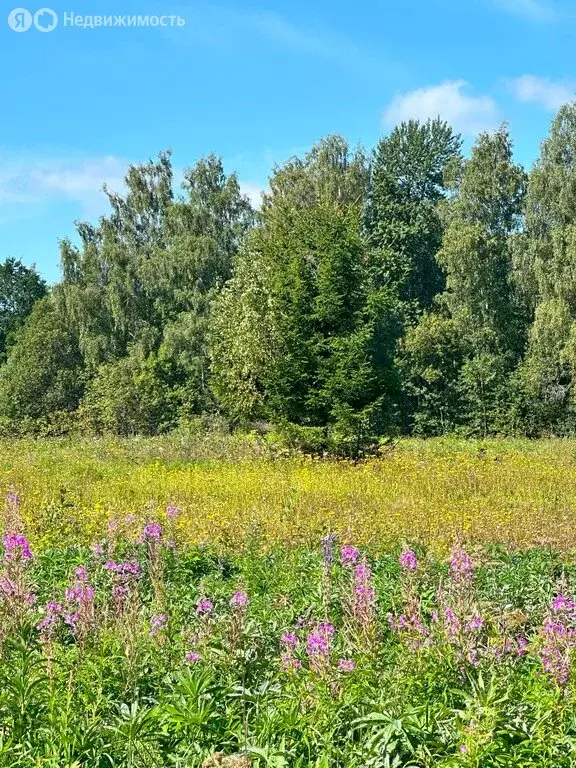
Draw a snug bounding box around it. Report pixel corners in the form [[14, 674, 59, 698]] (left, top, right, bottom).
[[2, 437, 576, 765], [3, 436, 576, 552]]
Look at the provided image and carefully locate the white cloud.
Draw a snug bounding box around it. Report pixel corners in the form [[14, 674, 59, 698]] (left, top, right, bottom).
[[384, 80, 500, 137], [0, 155, 127, 219], [508, 75, 575, 110], [494, 0, 558, 21], [239, 181, 266, 209]]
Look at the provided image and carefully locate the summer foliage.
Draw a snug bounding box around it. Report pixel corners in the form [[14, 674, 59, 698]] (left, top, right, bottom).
[[3, 486, 576, 766], [5, 104, 576, 445]]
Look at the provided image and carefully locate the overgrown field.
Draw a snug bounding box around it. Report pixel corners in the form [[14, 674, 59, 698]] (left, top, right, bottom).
[[3, 436, 576, 552], [3, 524, 576, 765], [2, 437, 576, 766]]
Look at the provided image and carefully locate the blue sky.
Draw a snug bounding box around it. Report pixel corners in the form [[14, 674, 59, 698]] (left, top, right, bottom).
[[1, 0, 575, 283]]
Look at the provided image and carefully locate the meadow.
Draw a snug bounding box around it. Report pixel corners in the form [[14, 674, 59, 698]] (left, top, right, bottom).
[[2, 437, 576, 766], [4, 435, 576, 552]]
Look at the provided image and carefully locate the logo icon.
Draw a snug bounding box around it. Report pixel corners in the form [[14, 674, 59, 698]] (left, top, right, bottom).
[[33, 7, 57, 31], [7, 7, 32, 31]]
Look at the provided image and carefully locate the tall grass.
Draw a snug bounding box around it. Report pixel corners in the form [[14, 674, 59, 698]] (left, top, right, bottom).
[[1, 436, 576, 551]]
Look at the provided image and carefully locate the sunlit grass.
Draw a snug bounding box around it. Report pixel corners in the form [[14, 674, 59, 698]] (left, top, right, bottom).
[[2, 436, 576, 552]]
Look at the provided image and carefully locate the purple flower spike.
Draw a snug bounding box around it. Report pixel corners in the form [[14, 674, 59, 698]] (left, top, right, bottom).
[[196, 598, 213, 615], [3, 533, 33, 561], [340, 545, 360, 566], [399, 549, 418, 572], [230, 591, 249, 609], [142, 521, 162, 542]]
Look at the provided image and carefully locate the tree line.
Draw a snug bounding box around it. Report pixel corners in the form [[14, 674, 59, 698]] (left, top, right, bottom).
[[3, 104, 576, 450]]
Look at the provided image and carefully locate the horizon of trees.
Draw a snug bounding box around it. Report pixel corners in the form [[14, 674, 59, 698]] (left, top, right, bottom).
[[4, 104, 576, 452]]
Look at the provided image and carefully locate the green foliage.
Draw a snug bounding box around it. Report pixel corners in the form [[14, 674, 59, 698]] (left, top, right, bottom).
[[211, 136, 402, 453], [8, 106, 576, 440], [401, 125, 528, 436], [399, 313, 465, 434], [1, 535, 576, 766], [513, 104, 576, 432], [367, 118, 462, 310], [79, 351, 176, 436], [0, 257, 47, 360], [0, 295, 85, 425]]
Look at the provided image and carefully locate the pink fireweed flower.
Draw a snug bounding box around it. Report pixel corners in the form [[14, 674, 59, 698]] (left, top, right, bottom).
[[399, 549, 418, 572], [352, 558, 376, 635], [150, 614, 168, 635], [166, 503, 180, 520], [443, 605, 461, 639], [516, 636, 529, 656], [340, 545, 360, 566], [449, 545, 474, 584], [121, 561, 141, 578], [281, 631, 298, 649], [196, 598, 213, 615], [75, 566, 88, 582], [91, 542, 104, 557], [338, 658, 356, 672], [185, 650, 200, 663], [553, 594, 576, 614], [307, 625, 333, 655], [468, 649, 480, 666], [106, 561, 142, 613], [539, 597, 576, 686], [307, 631, 329, 655], [65, 583, 95, 604], [466, 615, 484, 632], [230, 591, 249, 610], [388, 600, 429, 651], [281, 655, 302, 672], [306, 621, 335, 670], [104, 560, 141, 583], [37, 600, 63, 636], [0, 576, 17, 596], [5, 488, 20, 511], [2, 533, 32, 561], [63, 577, 95, 639], [141, 521, 162, 542], [317, 621, 335, 637]]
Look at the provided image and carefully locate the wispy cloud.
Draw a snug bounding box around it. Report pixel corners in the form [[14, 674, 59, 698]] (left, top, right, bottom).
[[384, 80, 501, 137], [246, 10, 346, 58], [508, 75, 575, 110], [493, 0, 559, 22], [0, 155, 127, 220], [180, 5, 390, 74]]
